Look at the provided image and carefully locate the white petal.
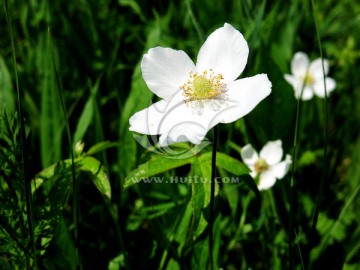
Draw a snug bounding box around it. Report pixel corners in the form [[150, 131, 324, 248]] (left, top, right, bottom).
[[158, 121, 208, 147], [129, 100, 169, 135], [259, 140, 283, 165], [291, 52, 309, 78], [258, 171, 277, 191], [141, 47, 195, 100], [241, 144, 259, 166], [130, 74, 271, 147], [309, 58, 329, 79], [249, 169, 257, 179], [300, 87, 314, 101], [313, 77, 336, 98], [284, 74, 300, 89], [196, 23, 249, 83], [285, 74, 305, 99], [271, 154, 292, 179], [210, 74, 272, 124]]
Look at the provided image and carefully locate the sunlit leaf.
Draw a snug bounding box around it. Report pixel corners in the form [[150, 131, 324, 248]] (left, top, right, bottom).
[[123, 155, 194, 190], [87, 141, 119, 155], [80, 156, 111, 199]]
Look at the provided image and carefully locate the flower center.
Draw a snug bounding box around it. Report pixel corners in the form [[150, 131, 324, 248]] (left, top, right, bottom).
[[181, 70, 224, 103], [254, 158, 269, 173], [302, 72, 315, 86]]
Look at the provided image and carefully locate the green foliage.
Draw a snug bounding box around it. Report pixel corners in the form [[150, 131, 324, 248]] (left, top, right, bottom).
[[1, 0, 360, 269], [0, 112, 29, 269], [0, 57, 15, 112], [0, 111, 111, 268]]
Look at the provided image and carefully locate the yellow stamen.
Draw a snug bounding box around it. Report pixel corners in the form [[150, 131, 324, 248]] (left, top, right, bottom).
[[254, 158, 269, 173], [302, 72, 315, 86], [181, 70, 224, 103]]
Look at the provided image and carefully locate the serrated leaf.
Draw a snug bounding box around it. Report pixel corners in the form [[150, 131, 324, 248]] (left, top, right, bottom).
[[123, 155, 194, 190]]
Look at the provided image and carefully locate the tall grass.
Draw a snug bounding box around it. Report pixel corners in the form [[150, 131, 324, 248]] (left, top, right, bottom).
[[3, 0, 37, 268], [1, 0, 360, 269]]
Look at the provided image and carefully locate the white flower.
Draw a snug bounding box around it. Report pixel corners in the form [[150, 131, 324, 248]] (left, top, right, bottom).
[[129, 23, 272, 147], [240, 140, 292, 191], [284, 52, 336, 100]]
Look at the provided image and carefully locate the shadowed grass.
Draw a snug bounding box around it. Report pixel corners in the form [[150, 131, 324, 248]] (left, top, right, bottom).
[[310, 0, 329, 248], [48, 28, 81, 270], [3, 0, 37, 268], [1, 1, 359, 269]]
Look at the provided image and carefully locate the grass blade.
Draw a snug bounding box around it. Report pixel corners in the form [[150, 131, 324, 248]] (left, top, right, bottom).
[[3, 0, 37, 268], [310, 0, 329, 247], [48, 28, 81, 270]]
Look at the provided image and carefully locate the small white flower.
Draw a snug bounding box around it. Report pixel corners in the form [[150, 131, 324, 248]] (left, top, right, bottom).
[[129, 23, 272, 147], [284, 52, 336, 100], [240, 140, 292, 191]]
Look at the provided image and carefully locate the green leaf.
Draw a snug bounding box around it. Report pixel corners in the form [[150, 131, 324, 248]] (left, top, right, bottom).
[[36, 156, 111, 199], [187, 152, 223, 243], [108, 253, 126, 270], [0, 56, 15, 112], [343, 264, 360, 270], [188, 156, 210, 242], [34, 164, 73, 255], [241, 174, 261, 202], [246, 41, 296, 148], [87, 141, 120, 155], [73, 96, 94, 146], [222, 181, 239, 218], [118, 0, 145, 21], [209, 152, 260, 202], [43, 217, 77, 270], [214, 152, 250, 176], [39, 33, 63, 167], [73, 78, 101, 146], [80, 156, 111, 199], [123, 155, 194, 190], [118, 21, 163, 181]]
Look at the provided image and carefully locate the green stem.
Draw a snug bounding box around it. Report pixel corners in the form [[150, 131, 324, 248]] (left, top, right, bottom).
[[310, 0, 328, 245], [289, 93, 301, 270], [3, 1, 37, 268], [209, 125, 218, 270]]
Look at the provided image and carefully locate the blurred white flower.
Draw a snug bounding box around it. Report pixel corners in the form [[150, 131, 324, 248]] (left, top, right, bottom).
[[129, 23, 272, 147], [241, 140, 292, 191], [284, 52, 336, 100]]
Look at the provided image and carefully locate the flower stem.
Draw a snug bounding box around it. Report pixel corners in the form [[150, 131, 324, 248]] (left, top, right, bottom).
[[310, 0, 328, 251], [209, 125, 218, 270], [289, 94, 301, 270]]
